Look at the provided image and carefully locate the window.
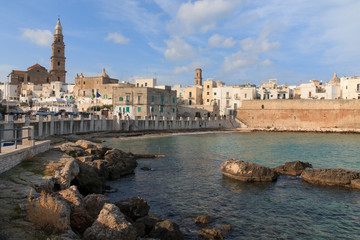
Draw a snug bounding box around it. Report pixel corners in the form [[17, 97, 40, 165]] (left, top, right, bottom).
[[145, 82, 147, 87], [83, 81, 85, 85], [151, 107, 154, 112], [207, 99, 209, 102], [173, 97, 175, 103], [189, 92, 192, 98], [137, 83, 139, 87], [120, 97, 123, 101], [126, 95, 130, 102], [207, 92, 209, 95], [58, 62, 60, 66], [119, 107, 121, 111], [83, 91, 85, 96], [58, 50, 60, 53], [27, 76, 30, 82], [357, 84, 360, 91], [214, 92, 217, 95], [172, 108, 175, 113], [309, 91, 311, 97], [58, 77, 60, 81], [179, 93, 182, 97], [53, 85, 55, 89], [151, 96, 154, 102], [189, 100, 192, 105], [245, 93, 247, 98], [161, 96, 164, 104], [141, 84, 143, 87], [138, 95, 141, 103], [126, 107, 130, 112], [160, 107, 163, 112], [138, 107, 141, 112], [207, 85, 210, 89]]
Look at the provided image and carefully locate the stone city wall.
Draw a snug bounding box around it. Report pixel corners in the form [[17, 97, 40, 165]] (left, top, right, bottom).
[[237, 99, 360, 130]]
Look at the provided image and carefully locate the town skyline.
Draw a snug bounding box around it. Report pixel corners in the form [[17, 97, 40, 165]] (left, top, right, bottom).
[[1, 0, 360, 86]]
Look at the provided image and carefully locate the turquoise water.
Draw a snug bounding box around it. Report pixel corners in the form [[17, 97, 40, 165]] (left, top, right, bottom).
[[104, 132, 360, 239]]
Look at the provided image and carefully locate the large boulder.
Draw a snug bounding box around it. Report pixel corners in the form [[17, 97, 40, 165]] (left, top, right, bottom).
[[198, 228, 224, 240], [149, 220, 184, 240], [83, 194, 110, 219], [75, 140, 111, 158], [73, 161, 105, 195], [273, 161, 312, 176], [104, 149, 138, 180], [83, 203, 137, 240], [221, 159, 278, 182], [59, 142, 87, 157], [136, 215, 164, 235], [55, 159, 80, 190], [57, 186, 94, 233], [351, 179, 360, 189], [301, 168, 360, 188], [114, 197, 150, 221]]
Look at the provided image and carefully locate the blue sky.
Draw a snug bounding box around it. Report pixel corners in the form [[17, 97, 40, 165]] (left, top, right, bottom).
[[0, 0, 360, 87]]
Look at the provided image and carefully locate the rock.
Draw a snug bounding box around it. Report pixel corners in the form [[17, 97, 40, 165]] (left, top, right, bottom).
[[49, 229, 81, 240], [76, 156, 94, 163], [273, 161, 312, 176], [351, 179, 360, 189], [136, 215, 164, 235], [141, 167, 152, 171], [83, 194, 110, 219], [57, 186, 94, 233], [104, 149, 138, 180], [90, 159, 109, 179], [73, 161, 104, 195], [83, 203, 137, 240], [301, 168, 360, 187], [149, 220, 184, 240], [133, 222, 146, 237], [221, 159, 278, 182], [114, 197, 150, 221], [59, 142, 87, 157], [221, 225, 231, 232], [75, 140, 111, 158], [198, 228, 223, 240], [55, 160, 80, 190], [195, 215, 210, 225], [57, 185, 84, 207]]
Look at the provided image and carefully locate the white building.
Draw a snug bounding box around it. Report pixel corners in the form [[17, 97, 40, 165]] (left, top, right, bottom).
[[33, 97, 77, 112], [213, 84, 256, 116], [258, 79, 293, 100], [340, 76, 360, 99], [300, 79, 326, 99], [0, 82, 18, 101], [135, 78, 157, 88]]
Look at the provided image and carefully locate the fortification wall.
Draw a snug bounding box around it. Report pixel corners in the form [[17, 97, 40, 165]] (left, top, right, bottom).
[[237, 100, 360, 130]]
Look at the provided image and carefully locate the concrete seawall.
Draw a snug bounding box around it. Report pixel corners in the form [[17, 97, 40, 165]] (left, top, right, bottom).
[[0, 140, 50, 174], [0, 115, 241, 140]]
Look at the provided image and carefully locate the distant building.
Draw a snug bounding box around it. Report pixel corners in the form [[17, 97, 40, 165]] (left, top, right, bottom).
[[112, 86, 176, 120], [340, 75, 360, 99], [135, 78, 157, 88], [10, 19, 66, 94], [258, 79, 293, 100]]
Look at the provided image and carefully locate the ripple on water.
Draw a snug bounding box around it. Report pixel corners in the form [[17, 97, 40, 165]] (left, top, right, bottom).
[[104, 132, 360, 239]]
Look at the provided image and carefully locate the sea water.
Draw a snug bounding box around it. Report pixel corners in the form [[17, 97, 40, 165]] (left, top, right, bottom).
[[104, 132, 360, 239]]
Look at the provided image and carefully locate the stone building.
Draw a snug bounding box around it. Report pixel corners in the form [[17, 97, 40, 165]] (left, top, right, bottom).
[[113, 86, 177, 120], [340, 75, 360, 99], [10, 19, 66, 94], [50, 19, 66, 82]]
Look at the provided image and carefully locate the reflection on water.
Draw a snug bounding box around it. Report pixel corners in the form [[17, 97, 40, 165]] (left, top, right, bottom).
[[104, 132, 360, 239]]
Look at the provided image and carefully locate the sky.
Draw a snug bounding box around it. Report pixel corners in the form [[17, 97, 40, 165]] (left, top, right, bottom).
[[0, 0, 360, 87]]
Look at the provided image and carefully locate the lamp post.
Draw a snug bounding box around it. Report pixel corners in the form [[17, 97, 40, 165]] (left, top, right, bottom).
[[6, 73, 10, 114]]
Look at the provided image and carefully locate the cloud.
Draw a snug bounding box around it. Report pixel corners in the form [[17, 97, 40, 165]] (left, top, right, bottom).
[[173, 62, 205, 74], [208, 34, 236, 48], [100, 0, 162, 35], [164, 37, 195, 61], [20, 28, 52, 47], [105, 32, 130, 44], [169, 0, 241, 35], [222, 28, 280, 72]]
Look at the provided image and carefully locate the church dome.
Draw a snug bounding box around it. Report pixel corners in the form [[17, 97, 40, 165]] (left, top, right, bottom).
[[329, 72, 340, 85], [99, 67, 109, 78], [55, 18, 62, 35]]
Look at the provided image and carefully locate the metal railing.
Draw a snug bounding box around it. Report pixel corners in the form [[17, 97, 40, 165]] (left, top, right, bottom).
[[0, 127, 33, 153]]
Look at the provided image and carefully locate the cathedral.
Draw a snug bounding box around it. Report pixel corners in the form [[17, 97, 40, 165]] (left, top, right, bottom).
[[10, 19, 66, 93]]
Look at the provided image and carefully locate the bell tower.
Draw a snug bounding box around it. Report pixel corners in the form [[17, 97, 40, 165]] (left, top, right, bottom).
[[195, 68, 202, 86], [50, 18, 66, 82]]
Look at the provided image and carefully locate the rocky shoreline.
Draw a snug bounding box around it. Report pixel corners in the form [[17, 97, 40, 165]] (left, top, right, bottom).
[[221, 159, 360, 190]]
